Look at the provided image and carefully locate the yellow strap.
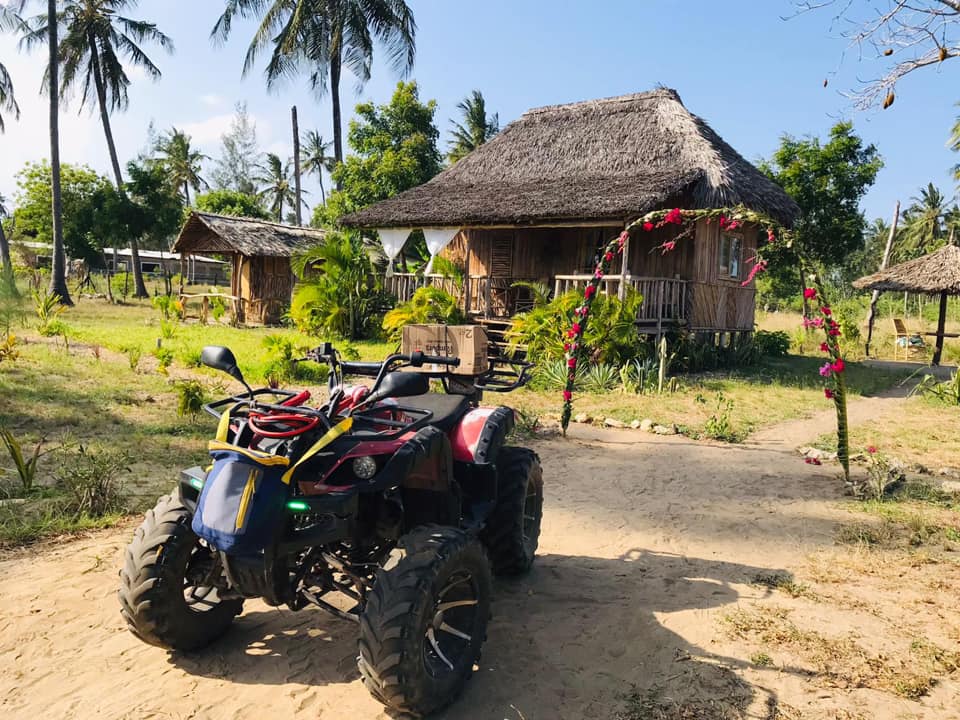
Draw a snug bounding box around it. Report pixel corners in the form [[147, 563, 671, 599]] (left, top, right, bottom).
[[215, 402, 243, 443], [235, 468, 258, 530], [207, 441, 291, 467], [281, 417, 354, 484]]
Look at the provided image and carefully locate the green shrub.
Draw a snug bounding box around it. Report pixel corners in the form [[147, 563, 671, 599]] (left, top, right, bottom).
[[153, 346, 174, 374], [260, 334, 328, 387], [582, 363, 620, 393], [697, 392, 740, 442], [32, 287, 65, 335], [172, 379, 207, 418], [754, 330, 790, 357], [208, 291, 228, 321], [529, 358, 584, 391], [54, 445, 130, 517], [0, 333, 18, 364], [509, 288, 644, 365], [620, 357, 660, 394], [178, 346, 203, 368], [121, 344, 142, 371], [151, 294, 179, 320], [0, 427, 48, 495], [913, 370, 960, 406], [110, 272, 133, 300], [382, 286, 465, 342]]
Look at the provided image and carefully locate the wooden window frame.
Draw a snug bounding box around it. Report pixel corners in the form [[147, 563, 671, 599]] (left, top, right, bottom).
[[718, 232, 743, 282]]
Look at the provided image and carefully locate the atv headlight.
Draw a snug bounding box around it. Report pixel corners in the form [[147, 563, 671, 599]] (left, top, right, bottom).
[[352, 455, 378, 480]]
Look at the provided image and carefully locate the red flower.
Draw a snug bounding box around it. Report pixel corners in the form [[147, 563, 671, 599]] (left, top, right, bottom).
[[562, 390, 572, 402], [767, 228, 776, 244], [584, 284, 596, 300], [567, 357, 577, 369], [867, 446, 878, 454], [830, 357, 845, 374], [727, 220, 741, 230], [719, 214, 728, 229], [803, 287, 817, 300], [642, 222, 654, 232], [571, 322, 581, 335], [563, 343, 571, 352], [805, 457, 822, 466], [604, 252, 614, 262], [741, 259, 768, 287], [828, 327, 841, 337], [821, 306, 832, 316], [660, 240, 676, 254], [665, 208, 683, 225], [618, 230, 630, 244], [824, 387, 835, 399], [819, 342, 830, 353]]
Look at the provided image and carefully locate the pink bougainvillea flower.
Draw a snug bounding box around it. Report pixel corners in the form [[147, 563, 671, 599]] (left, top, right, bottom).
[[571, 322, 581, 334], [563, 343, 571, 352], [664, 208, 683, 225], [567, 357, 577, 369], [584, 285, 596, 300], [821, 306, 832, 316], [803, 316, 824, 329], [718, 214, 728, 229], [819, 342, 830, 353], [642, 221, 655, 232], [767, 228, 776, 244], [824, 387, 835, 399], [828, 327, 841, 337], [819, 363, 833, 377], [660, 240, 677, 254], [727, 220, 741, 230], [805, 457, 822, 466], [830, 357, 845, 374], [867, 445, 878, 454], [803, 287, 817, 300], [618, 230, 630, 244], [562, 390, 572, 402], [741, 259, 768, 287], [604, 251, 614, 262]]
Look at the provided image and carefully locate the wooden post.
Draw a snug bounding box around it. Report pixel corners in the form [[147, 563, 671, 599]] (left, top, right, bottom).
[[463, 231, 472, 316], [865, 201, 899, 357], [291, 106, 302, 226], [933, 291, 948, 366], [657, 336, 667, 394], [618, 229, 630, 300]]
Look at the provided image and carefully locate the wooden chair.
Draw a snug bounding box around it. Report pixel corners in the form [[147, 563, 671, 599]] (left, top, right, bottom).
[[893, 318, 926, 360]]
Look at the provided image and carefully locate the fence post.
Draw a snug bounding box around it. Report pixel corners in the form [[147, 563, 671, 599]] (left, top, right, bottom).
[[658, 336, 667, 394]]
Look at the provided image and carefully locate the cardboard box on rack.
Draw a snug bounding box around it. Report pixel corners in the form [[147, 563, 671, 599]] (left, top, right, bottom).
[[401, 325, 489, 376]]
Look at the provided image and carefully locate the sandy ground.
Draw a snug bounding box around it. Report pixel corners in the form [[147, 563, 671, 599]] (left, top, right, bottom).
[[1, 394, 958, 720]]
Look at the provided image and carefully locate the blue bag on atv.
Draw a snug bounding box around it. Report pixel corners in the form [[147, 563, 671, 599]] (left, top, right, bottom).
[[191, 441, 292, 555]]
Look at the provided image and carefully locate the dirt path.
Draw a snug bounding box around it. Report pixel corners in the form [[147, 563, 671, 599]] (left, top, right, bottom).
[[1, 398, 957, 720]]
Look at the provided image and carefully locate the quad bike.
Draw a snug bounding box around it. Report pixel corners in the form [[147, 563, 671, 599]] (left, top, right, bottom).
[[118, 341, 544, 716]]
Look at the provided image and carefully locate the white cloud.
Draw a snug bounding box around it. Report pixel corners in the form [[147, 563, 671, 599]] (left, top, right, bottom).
[[200, 94, 224, 108], [179, 113, 236, 144]]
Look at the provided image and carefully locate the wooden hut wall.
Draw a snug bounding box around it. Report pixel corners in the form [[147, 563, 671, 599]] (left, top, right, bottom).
[[687, 219, 758, 332], [245, 256, 295, 325]]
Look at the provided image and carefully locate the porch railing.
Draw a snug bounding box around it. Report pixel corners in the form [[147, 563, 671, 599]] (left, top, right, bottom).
[[554, 274, 688, 322], [384, 273, 460, 303]]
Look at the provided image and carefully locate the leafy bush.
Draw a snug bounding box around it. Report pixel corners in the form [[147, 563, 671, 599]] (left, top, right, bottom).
[[208, 291, 228, 321], [110, 272, 133, 300], [172, 379, 208, 418], [151, 294, 179, 320], [54, 445, 130, 517], [0, 427, 48, 495], [529, 358, 583, 391], [0, 334, 18, 364], [382, 286, 465, 342], [153, 346, 174, 374], [697, 392, 740, 442], [913, 370, 960, 406], [289, 232, 390, 340], [581, 363, 620, 393], [261, 334, 328, 387], [178, 346, 203, 368], [620, 357, 660, 394], [753, 330, 790, 358], [159, 318, 177, 339], [33, 287, 65, 336], [509, 288, 645, 365], [122, 344, 142, 371]]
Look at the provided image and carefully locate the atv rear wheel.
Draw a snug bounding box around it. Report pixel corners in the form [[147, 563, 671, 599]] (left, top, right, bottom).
[[118, 490, 243, 650], [482, 446, 544, 575], [358, 525, 492, 717]]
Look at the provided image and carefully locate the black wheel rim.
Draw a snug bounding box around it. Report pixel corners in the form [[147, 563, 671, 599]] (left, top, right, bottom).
[[182, 540, 226, 612], [423, 570, 479, 678], [521, 478, 541, 552]]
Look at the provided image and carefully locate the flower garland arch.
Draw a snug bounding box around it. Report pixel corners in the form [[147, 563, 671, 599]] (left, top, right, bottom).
[[560, 205, 850, 482]]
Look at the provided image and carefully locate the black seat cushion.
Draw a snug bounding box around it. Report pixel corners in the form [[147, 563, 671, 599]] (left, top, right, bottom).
[[399, 393, 472, 432]]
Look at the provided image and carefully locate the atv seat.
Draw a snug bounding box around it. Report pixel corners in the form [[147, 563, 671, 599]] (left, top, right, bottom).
[[402, 393, 472, 432]]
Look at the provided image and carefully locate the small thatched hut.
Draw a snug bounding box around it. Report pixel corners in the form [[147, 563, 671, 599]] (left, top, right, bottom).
[[854, 243, 960, 365], [173, 212, 325, 325], [341, 87, 799, 342]]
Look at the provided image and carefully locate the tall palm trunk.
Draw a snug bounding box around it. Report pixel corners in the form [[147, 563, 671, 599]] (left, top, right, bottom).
[[48, 0, 72, 306], [318, 173, 326, 204], [0, 220, 16, 296], [88, 30, 147, 299], [330, 43, 343, 184], [183, 181, 190, 205], [277, 196, 283, 223], [292, 105, 302, 225]]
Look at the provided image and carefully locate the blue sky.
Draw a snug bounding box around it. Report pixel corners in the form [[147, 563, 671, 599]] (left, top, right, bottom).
[[0, 0, 957, 222]]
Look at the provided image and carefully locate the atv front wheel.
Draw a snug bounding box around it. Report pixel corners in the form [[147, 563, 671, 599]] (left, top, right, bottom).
[[358, 525, 492, 717], [118, 490, 242, 650], [482, 446, 544, 575]]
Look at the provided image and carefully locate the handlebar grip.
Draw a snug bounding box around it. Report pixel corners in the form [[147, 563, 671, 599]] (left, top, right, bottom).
[[339, 361, 384, 377], [409, 351, 460, 368]]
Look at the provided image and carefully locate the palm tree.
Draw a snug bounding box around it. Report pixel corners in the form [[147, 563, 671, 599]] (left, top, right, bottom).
[[899, 183, 949, 261], [154, 128, 207, 204], [21, 0, 172, 299], [300, 130, 336, 203], [0, 192, 16, 295], [45, 0, 71, 304], [257, 153, 304, 222], [447, 90, 499, 163], [0, 4, 24, 132], [211, 0, 416, 166]]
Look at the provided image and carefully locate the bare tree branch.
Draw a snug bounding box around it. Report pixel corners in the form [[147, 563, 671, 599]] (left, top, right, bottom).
[[794, 0, 959, 109]]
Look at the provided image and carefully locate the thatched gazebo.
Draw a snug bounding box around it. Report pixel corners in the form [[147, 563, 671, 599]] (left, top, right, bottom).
[[173, 212, 325, 325], [854, 243, 960, 365], [340, 87, 798, 343]]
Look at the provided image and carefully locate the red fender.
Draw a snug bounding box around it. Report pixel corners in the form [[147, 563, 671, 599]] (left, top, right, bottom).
[[450, 407, 511, 463]]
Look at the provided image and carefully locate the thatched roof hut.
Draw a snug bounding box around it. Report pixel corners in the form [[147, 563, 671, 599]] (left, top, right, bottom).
[[173, 212, 326, 325], [854, 244, 960, 365], [340, 88, 799, 229]]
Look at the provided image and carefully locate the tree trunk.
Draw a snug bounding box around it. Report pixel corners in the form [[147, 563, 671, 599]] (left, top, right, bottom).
[[933, 291, 948, 366], [865, 200, 899, 356], [277, 196, 283, 223], [291, 106, 302, 225], [88, 31, 147, 299], [0, 219, 16, 296], [330, 44, 344, 177], [184, 181, 191, 206], [47, 0, 72, 306], [319, 173, 326, 205]]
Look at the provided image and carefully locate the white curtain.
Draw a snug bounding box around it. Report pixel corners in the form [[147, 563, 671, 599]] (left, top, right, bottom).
[[376, 227, 412, 277], [422, 227, 461, 275]]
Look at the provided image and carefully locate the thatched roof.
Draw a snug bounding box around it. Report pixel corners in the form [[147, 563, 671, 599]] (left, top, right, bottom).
[[853, 244, 960, 295], [339, 88, 800, 229], [173, 212, 325, 258]]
